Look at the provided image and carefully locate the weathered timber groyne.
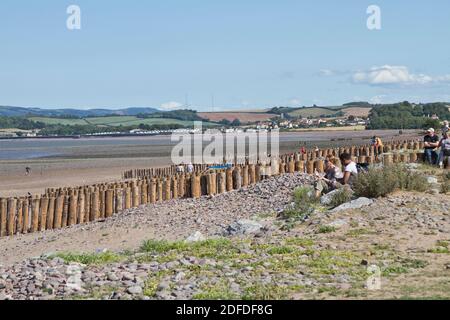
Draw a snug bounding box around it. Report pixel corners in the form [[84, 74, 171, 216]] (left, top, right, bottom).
[[0, 139, 445, 239]]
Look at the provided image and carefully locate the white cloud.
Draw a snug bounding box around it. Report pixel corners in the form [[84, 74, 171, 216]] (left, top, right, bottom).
[[352, 65, 450, 86], [160, 101, 183, 110], [319, 69, 335, 76]]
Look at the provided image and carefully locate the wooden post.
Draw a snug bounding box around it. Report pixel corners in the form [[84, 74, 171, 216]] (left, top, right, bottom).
[[288, 160, 295, 174], [68, 193, 78, 226], [7, 198, 17, 236], [0, 198, 6, 237], [410, 152, 418, 163], [314, 159, 324, 174], [31, 197, 40, 233], [163, 178, 172, 201], [39, 197, 49, 231], [172, 177, 178, 199], [400, 153, 408, 163], [233, 167, 242, 190], [62, 195, 69, 227], [149, 179, 157, 203], [16, 198, 23, 234], [22, 198, 30, 233], [157, 179, 163, 201], [78, 193, 85, 224], [54, 195, 64, 229], [226, 168, 233, 192], [115, 189, 123, 213], [279, 162, 286, 174], [207, 172, 217, 195], [46, 197, 55, 230], [295, 160, 304, 173], [249, 165, 256, 185], [141, 181, 148, 204], [91, 191, 100, 221], [191, 174, 201, 198], [125, 187, 132, 209], [306, 160, 314, 174], [242, 166, 249, 187], [178, 175, 185, 198], [105, 189, 114, 218], [218, 171, 226, 194]]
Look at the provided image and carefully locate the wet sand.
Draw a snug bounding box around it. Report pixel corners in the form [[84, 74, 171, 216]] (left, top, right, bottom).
[[0, 130, 420, 197]]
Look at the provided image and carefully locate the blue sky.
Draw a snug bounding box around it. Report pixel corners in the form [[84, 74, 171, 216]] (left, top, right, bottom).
[[1, 0, 450, 111]]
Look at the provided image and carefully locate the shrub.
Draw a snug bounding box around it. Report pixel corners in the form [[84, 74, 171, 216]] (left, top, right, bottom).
[[317, 226, 336, 234], [442, 173, 450, 194], [353, 164, 429, 198], [329, 187, 353, 208], [280, 186, 316, 222]]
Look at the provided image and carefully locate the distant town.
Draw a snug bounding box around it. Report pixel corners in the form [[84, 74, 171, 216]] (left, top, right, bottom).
[[0, 101, 449, 138]]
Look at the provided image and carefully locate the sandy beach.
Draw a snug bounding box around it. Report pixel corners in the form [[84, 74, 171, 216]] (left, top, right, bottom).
[[0, 130, 421, 197]]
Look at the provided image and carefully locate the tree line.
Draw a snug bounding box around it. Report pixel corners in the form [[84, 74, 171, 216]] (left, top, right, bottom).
[[367, 102, 450, 130]]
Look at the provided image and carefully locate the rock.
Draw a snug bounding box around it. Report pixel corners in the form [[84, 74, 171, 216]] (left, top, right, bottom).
[[330, 198, 374, 213], [320, 189, 342, 206], [224, 219, 263, 236], [327, 219, 347, 229], [426, 176, 438, 184], [157, 282, 170, 292], [174, 272, 185, 282], [107, 273, 119, 281], [185, 231, 206, 243], [127, 286, 143, 295]]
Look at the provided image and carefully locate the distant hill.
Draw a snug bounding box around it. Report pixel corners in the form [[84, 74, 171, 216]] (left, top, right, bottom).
[[0, 106, 159, 117]]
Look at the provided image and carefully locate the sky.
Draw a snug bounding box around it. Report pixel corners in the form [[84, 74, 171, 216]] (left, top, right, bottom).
[[1, 0, 450, 111]]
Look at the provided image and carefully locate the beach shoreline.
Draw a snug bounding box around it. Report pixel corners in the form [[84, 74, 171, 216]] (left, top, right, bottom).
[[0, 130, 421, 197]]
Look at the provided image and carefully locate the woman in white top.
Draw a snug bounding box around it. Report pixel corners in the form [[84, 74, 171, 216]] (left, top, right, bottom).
[[339, 152, 358, 186]]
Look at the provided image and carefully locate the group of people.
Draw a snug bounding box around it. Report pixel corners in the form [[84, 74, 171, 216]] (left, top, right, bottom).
[[424, 120, 450, 168], [313, 152, 358, 198], [176, 162, 195, 174]]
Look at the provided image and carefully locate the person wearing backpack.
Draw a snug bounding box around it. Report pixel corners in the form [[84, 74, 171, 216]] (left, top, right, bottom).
[[438, 132, 450, 169]]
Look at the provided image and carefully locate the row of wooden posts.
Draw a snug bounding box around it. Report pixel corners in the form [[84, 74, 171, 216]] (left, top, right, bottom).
[[0, 139, 427, 238]]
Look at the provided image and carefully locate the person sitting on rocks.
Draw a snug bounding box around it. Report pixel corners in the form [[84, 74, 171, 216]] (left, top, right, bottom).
[[438, 132, 450, 169], [314, 156, 344, 198], [424, 128, 440, 165], [339, 152, 358, 186]]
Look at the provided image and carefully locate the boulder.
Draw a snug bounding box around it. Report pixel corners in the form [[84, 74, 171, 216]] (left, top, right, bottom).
[[330, 197, 373, 213], [320, 189, 342, 206], [426, 176, 438, 184], [185, 231, 206, 243], [224, 219, 263, 236]]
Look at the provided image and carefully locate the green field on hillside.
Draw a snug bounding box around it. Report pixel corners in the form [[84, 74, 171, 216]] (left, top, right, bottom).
[[29, 116, 218, 127], [287, 107, 339, 118], [29, 117, 89, 125]]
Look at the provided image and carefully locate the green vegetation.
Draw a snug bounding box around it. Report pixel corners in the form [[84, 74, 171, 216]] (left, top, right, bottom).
[[52, 251, 124, 265], [329, 187, 353, 208], [280, 187, 317, 228], [441, 172, 450, 194], [368, 101, 450, 129], [0, 116, 46, 130], [317, 226, 336, 234], [137, 109, 205, 121], [353, 164, 429, 198]]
